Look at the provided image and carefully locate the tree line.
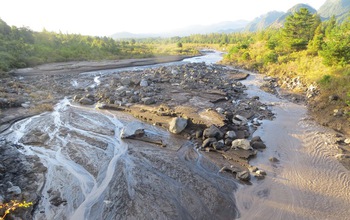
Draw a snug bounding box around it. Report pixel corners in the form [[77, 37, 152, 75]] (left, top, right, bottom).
[[0, 18, 197, 73]]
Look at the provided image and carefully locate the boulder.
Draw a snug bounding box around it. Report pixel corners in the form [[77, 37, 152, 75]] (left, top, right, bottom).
[[203, 125, 224, 139], [169, 117, 188, 134], [232, 139, 252, 150], [79, 97, 94, 105], [120, 122, 145, 139]]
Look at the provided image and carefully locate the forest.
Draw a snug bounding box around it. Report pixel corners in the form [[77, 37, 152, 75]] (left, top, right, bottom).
[[0, 8, 349, 107]]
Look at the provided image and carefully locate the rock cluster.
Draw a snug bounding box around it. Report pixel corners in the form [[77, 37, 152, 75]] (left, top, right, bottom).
[[71, 63, 273, 181], [0, 138, 46, 219]]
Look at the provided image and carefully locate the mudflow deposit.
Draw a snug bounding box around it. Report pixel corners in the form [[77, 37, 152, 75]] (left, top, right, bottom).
[[0, 51, 350, 219]]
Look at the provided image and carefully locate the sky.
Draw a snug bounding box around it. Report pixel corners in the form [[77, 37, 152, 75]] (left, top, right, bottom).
[[0, 0, 326, 36]]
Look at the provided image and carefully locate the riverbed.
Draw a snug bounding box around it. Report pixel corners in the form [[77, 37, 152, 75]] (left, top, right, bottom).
[[1, 51, 350, 219], [236, 71, 350, 219]]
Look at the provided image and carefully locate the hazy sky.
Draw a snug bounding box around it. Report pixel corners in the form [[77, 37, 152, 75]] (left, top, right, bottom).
[[1, 0, 325, 36]]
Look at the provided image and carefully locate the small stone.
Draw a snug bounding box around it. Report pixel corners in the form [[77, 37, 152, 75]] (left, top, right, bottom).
[[333, 109, 343, 117], [329, 95, 340, 101], [141, 97, 156, 105], [224, 138, 233, 146], [234, 115, 248, 124], [251, 142, 266, 149], [216, 107, 224, 114], [202, 138, 217, 148], [225, 131, 237, 140], [213, 141, 225, 150], [248, 166, 258, 172], [253, 173, 265, 180], [335, 154, 350, 159], [195, 130, 203, 139], [251, 136, 262, 143], [256, 170, 267, 175], [7, 186, 21, 195], [79, 97, 94, 105], [344, 139, 350, 144], [140, 79, 148, 87], [269, 157, 279, 162], [237, 171, 250, 181]]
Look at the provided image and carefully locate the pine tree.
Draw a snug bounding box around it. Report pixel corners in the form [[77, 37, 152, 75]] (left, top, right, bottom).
[[282, 8, 318, 51]]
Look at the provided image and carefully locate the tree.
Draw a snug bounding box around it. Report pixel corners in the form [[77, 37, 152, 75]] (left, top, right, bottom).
[[282, 8, 319, 51], [320, 19, 350, 66]]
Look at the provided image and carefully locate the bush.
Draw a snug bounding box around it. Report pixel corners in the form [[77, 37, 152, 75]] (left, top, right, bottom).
[[263, 51, 278, 64], [241, 51, 251, 60], [319, 74, 332, 84], [0, 200, 33, 219]]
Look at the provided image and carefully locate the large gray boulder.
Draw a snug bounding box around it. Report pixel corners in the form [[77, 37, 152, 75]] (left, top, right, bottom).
[[169, 117, 188, 134], [231, 139, 252, 150]]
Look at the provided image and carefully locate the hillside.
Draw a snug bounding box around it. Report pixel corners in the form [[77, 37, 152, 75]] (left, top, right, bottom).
[[271, 3, 317, 28], [244, 11, 285, 32], [111, 20, 249, 39], [318, 0, 350, 20]]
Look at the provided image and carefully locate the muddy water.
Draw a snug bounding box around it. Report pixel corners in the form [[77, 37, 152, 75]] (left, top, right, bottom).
[[236, 72, 350, 219]]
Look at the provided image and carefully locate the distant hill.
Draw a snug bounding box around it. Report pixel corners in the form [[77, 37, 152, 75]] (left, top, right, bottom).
[[111, 32, 161, 39], [271, 4, 317, 28], [111, 20, 249, 39], [244, 11, 285, 32], [112, 1, 350, 38], [318, 0, 350, 21]]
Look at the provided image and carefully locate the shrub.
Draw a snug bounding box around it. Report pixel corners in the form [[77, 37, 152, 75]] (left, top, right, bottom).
[[263, 51, 278, 64], [241, 51, 251, 60], [0, 200, 33, 219], [319, 74, 332, 84]]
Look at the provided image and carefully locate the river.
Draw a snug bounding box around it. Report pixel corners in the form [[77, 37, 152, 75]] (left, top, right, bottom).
[[2, 51, 350, 219]]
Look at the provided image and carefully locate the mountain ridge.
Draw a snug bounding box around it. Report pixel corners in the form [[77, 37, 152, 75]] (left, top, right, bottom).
[[111, 0, 350, 38]]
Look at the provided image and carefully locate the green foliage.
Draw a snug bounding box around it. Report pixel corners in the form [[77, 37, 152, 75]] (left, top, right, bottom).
[[267, 40, 277, 50], [0, 19, 200, 73], [319, 74, 332, 84], [263, 51, 278, 64], [320, 19, 350, 66], [241, 51, 251, 60], [282, 8, 319, 51]]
